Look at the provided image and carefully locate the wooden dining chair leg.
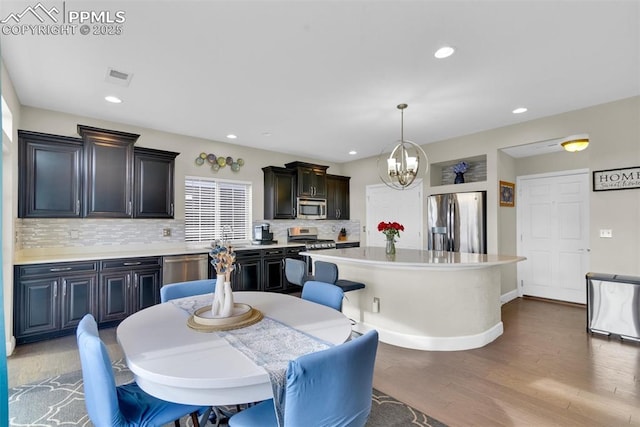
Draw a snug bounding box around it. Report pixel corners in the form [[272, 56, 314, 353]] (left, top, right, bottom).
[[174, 420, 180, 427], [190, 412, 201, 427]]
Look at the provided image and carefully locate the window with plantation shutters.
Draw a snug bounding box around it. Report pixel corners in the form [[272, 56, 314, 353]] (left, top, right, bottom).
[[185, 176, 252, 243]]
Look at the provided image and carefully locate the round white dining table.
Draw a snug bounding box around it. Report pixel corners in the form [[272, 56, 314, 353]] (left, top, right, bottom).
[[116, 291, 352, 406]]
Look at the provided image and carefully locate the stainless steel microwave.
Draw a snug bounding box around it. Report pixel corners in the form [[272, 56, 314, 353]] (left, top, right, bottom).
[[297, 197, 327, 219]]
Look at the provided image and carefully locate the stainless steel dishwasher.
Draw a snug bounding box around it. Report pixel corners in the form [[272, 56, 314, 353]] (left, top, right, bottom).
[[162, 253, 209, 285]]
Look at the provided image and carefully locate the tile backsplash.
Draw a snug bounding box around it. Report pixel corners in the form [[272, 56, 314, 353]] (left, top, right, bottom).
[[16, 218, 185, 249], [253, 219, 360, 244], [16, 218, 360, 249]]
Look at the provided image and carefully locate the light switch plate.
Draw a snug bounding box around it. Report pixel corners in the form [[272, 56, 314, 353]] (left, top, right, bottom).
[[599, 229, 612, 238]]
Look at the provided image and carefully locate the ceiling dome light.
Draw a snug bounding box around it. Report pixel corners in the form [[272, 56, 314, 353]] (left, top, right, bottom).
[[226, 134, 237, 139], [104, 95, 122, 104], [560, 134, 589, 152], [512, 107, 527, 114], [377, 104, 429, 190], [434, 46, 455, 59]]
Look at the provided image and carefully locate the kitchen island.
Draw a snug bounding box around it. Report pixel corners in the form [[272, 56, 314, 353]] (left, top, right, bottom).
[[303, 247, 525, 351]]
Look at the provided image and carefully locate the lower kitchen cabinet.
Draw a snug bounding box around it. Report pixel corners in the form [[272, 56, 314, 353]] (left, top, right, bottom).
[[14, 261, 98, 344], [99, 257, 161, 325], [232, 246, 305, 292], [232, 250, 262, 291], [262, 248, 286, 292]]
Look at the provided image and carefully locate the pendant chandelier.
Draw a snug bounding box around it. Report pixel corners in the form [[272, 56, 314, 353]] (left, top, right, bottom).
[[377, 104, 428, 190]]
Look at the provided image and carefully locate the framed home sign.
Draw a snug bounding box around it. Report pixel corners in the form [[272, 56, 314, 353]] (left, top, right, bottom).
[[593, 166, 640, 191], [499, 181, 515, 207]]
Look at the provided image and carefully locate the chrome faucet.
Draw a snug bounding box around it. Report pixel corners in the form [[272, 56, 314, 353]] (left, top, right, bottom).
[[222, 225, 232, 246]]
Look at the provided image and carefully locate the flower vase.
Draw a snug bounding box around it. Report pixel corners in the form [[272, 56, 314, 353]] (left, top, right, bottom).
[[385, 236, 396, 255], [454, 172, 465, 184], [221, 280, 234, 317], [212, 274, 234, 317]]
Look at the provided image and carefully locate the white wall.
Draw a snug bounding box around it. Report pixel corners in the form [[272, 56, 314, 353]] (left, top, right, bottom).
[[344, 96, 640, 294], [2, 61, 21, 355]]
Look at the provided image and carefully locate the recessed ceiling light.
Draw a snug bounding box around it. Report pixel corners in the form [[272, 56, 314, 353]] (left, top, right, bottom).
[[434, 46, 455, 59], [348, 150, 357, 155], [104, 95, 122, 104], [226, 134, 237, 139], [512, 107, 528, 114]]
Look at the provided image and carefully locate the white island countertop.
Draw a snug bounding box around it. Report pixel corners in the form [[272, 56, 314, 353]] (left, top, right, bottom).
[[301, 246, 524, 270], [304, 246, 526, 351]]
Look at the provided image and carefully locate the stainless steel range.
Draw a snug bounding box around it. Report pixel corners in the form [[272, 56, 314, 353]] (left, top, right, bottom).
[[287, 227, 336, 250]]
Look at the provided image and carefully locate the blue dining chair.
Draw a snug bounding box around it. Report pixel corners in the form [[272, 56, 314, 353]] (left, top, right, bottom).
[[284, 258, 308, 287], [76, 314, 207, 427], [160, 278, 216, 303], [311, 261, 339, 284], [301, 280, 344, 311], [311, 261, 366, 293], [228, 330, 379, 427]]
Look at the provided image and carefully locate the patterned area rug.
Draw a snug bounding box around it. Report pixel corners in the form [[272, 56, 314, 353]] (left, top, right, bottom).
[[8, 360, 447, 427]]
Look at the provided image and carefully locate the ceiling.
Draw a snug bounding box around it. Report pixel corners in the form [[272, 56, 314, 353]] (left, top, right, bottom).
[[1, 1, 639, 163]]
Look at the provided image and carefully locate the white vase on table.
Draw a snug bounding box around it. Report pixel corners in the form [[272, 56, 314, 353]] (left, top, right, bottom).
[[221, 280, 234, 317], [212, 274, 234, 317]]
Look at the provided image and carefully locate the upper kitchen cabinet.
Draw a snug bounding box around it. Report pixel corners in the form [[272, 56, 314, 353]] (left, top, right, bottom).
[[18, 131, 84, 218], [263, 166, 296, 219], [326, 174, 350, 220], [134, 147, 179, 218], [78, 125, 139, 218], [285, 161, 328, 198]]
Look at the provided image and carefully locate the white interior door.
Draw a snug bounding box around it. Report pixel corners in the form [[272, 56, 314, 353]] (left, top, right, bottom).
[[365, 182, 423, 249], [517, 170, 590, 304]]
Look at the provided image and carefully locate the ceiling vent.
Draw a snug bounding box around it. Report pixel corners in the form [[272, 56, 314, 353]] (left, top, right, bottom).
[[105, 67, 133, 86]]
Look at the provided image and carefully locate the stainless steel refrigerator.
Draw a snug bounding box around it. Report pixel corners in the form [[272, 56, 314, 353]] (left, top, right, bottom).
[[427, 191, 486, 254]]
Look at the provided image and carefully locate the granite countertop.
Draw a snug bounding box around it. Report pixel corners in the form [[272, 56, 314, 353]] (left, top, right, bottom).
[[303, 246, 525, 269], [13, 242, 314, 265]]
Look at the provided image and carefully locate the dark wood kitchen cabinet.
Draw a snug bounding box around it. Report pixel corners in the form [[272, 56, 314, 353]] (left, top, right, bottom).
[[134, 147, 179, 218], [19, 127, 179, 219], [262, 248, 286, 292], [327, 174, 350, 220], [263, 166, 296, 219], [98, 257, 161, 325], [18, 131, 83, 218], [14, 261, 98, 344], [232, 250, 262, 291], [285, 161, 328, 198], [78, 125, 139, 218]]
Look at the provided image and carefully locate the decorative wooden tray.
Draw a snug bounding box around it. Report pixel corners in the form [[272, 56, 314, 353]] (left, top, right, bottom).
[[187, 304, 263, 332]]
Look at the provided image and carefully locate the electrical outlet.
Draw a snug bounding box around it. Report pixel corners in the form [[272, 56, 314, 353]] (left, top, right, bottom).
[[372, 297, 380, 313], [599, 229, 612, 238], [163, 228, 171, 237]]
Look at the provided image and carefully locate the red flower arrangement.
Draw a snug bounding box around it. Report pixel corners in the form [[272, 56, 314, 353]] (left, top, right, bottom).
[[378, 221, 405, 239]]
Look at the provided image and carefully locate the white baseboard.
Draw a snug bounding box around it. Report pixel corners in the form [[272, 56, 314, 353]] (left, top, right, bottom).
[[6, 336, 15, 356], [501, 289, 519, 305], [353, 321, 503, 351]]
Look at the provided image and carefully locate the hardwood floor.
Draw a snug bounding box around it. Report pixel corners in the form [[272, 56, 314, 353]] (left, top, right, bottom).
[[374, 297, 640, 426], [8, 297, 640, 426]]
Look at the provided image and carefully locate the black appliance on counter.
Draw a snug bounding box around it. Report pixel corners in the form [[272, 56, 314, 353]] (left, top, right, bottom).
[[252, 223, 277, 245]]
